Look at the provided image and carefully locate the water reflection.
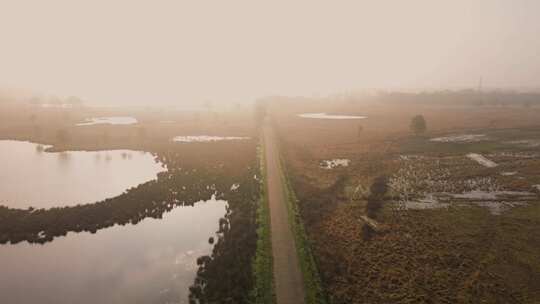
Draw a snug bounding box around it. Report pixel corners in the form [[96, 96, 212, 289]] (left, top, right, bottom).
[[57, 151, 71, 167], [0, 199, 226, 304], [0, 140, 165, 209]]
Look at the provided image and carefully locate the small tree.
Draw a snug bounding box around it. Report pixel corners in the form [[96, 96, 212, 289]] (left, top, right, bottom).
[[357, 124, 363, 139], [366, 196, 382, 219], [366, 175, 389, 219], [370, 175, 389, 198], [410, 115, 427, 135]]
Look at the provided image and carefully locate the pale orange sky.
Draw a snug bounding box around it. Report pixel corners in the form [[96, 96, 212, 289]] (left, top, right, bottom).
[[1, 0, 539, 105]]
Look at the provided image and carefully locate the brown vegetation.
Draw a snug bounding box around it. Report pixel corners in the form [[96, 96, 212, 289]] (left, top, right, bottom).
[[273, 93, 540, 303]]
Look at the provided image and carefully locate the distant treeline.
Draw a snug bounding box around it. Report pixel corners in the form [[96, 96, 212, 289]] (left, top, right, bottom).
[[376, 90, 540, 107]]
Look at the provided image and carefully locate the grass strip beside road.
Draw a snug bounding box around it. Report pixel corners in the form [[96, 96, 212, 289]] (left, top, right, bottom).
[[279, 155, 328, 304], [252, 140, 276, 304]]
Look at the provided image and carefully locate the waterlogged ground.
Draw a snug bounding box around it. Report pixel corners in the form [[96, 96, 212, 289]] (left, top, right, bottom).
[[430, 134, 488, 143], [277, 109, 540, 303], [76, 116, 138, 126], [0, 199, 226, 304], [172, 135, 250, 143], [390, 152, 540, 215], [297, 112, 367, 119], [0, 140, 165, 208], [320, 158, 350, 169]]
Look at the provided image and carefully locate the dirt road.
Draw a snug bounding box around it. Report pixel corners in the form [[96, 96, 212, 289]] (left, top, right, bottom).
[[263, 123, 306, 304]]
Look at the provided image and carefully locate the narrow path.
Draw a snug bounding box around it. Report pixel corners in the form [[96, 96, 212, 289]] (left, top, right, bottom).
[[263, 123, 306, 304]]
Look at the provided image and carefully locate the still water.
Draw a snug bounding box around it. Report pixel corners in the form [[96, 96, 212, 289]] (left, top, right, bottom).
[[76, 116, 138, 126], [298, 112, 367, 119], [0, 199, 226, 304], [0, 140, 165, 209], [172, 135, 250, 142]]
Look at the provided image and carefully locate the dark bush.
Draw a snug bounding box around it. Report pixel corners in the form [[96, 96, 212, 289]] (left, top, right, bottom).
[[366, 175, 389, 219], [361, 223, 375, 241], [370, 175, 389, 198]]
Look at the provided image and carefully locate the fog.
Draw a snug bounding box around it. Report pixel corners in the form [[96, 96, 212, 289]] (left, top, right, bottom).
[[1, 0, 539, 105]]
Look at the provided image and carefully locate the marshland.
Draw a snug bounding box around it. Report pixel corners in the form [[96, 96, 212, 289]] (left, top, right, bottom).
[[2, 1, 540, 304]]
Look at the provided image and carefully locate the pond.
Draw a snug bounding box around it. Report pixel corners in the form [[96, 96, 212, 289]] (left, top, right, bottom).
[[0, 140, 165, 209], [298, 113, 367, 120], [172, 135, 250, 142], [0, 198, 226, 304], [76, 116, 138, 126]]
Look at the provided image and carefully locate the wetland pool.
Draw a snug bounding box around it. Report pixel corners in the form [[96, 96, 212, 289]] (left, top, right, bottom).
[[0, 140, 165, 209], [298, 113, 367, 120], [76, 117, 138, 126], [0, 198, 226, 304]]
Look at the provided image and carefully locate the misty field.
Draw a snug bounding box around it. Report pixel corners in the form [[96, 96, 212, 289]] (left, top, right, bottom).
[[1, 92, 540, 304], [2, 1, 540, 303]]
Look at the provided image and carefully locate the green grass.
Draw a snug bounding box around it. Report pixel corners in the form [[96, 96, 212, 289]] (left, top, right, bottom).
[[279, 156, 328, 304], [252, 140, 275, 304]]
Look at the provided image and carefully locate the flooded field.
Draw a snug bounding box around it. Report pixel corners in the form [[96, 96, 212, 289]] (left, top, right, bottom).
[[76, 117, 138, 126], [172, 135, 249, 142], [0, 140, 165, 209], [0, 198, 226, 304], [430, 134, 487, 143], [297, 113, 367, 119]]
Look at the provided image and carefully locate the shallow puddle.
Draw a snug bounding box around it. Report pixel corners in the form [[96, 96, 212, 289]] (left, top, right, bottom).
[[320, 159, 350, 169]]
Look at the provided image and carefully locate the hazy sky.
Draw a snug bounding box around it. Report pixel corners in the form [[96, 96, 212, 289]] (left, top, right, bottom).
[[1, 0, 539, 105]]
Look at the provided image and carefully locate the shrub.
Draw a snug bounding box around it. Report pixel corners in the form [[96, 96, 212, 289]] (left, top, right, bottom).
[[366, 176, 389, 219], [370, 175, 389, 198], [410, 115, 427, 135], [361, 224, 375, 241]]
